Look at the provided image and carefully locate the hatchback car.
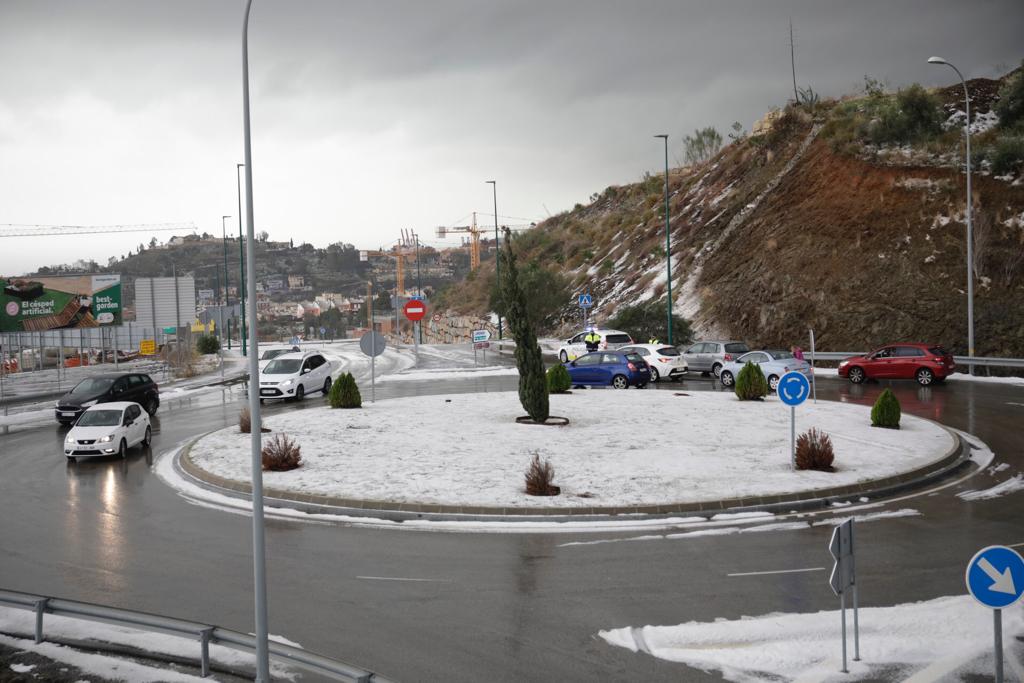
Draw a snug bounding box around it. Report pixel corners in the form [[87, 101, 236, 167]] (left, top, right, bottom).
[[718, 350, 812, 392], [618, 344, 688, 382], [558, 329, 634, 362], [64, 402, 151, 461], [681, 340, 750, 377], [562, 351, 650, 389], [838, 344, 955, 386], [55, 373, 160, 425], [257, 351, 333, 401]]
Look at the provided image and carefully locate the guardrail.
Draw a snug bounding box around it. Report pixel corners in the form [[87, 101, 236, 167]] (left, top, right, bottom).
[[808, 352, 1024, 369], [0, 588, 393, 682]]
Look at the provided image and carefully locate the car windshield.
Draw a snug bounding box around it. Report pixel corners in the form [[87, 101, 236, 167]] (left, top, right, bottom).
[[76, 410, 121, 427], [605, 334, 632, 344], [656, 347, 680, 356], [70, 378, 114, 395], [725, 343, 749, 354], [264, 359, 302, 374]]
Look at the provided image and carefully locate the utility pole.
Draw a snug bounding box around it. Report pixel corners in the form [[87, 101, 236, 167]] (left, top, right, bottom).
[[790, 19, 799, 102], [486, 180, 502, 339], [237, 163, 247, 356], [222, 215, 232, 350]]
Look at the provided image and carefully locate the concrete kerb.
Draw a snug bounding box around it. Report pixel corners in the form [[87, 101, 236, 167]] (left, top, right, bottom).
[[173, 422, 972, 525]]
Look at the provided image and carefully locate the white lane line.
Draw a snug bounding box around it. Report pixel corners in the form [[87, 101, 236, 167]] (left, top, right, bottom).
[[727, 567, 825, 578], [1007, 542, 1024, 549], [356, 576, 451, 583]]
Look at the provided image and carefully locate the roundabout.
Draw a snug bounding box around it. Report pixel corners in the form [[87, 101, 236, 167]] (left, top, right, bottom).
[[177, 390, 963, 519]]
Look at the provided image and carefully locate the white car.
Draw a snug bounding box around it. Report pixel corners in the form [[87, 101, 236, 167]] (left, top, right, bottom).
[[557, 329, 634, 362], [619, 344, 689, 382], [64, 401, 151, 461], [258, 345, 301, 371], [718, 350, 812, 392], [258, 351, 334, 402]]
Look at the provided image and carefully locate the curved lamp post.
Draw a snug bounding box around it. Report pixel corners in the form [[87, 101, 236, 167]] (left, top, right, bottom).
[[928, 56, 974, 370], [221, 215, 232, 349], [654, 134, 672, 345]]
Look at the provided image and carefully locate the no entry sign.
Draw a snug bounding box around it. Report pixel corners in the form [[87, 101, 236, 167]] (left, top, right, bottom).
[[403, 300, 426, 321]]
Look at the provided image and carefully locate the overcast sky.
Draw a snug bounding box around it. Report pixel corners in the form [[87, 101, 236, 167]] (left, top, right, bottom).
[[1, 0, 1021, 276]]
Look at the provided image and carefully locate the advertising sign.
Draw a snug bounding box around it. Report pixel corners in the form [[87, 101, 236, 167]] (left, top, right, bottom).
[[139, 339, 157, 356], [1, 274, 122, 332]]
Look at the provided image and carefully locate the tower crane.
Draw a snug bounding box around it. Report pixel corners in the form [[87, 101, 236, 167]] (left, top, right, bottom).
[[435, 213, 534, 271]]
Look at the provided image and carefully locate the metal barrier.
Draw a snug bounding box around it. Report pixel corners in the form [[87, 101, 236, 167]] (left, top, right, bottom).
[[808, 351, 1024, 369], [0, 588, 394, 682]]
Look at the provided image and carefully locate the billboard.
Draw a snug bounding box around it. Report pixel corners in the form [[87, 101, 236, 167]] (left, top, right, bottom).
[[134, 276, 196, 331], [1, 274, 122, 332]]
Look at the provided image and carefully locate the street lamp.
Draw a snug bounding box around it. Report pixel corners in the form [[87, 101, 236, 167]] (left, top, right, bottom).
[[486, 180, 502, 340], [237, 163, 247, 357], [654, 134, 673, 345], [929, 55, 974, 370], [221, 214, 232, 350]]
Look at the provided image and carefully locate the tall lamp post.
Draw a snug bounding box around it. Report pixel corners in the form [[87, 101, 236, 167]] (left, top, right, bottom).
[[486, 180, 502, 339], [654, 134, 673, 345], [929, 56, 974, 371], [236, 163, 247, 357], [221, 215, 233, 349], [241, 0, 270, 679]]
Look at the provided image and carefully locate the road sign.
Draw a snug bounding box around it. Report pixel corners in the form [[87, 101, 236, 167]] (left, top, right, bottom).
[[829, 520, 855, 596], [403, 300, 426, 321], [966, 546, 1024, 609], [778, 371, 810, 406], [319, 326, 326, 336], [163, 326, 176, 334], [432, 313, 442, 322], [139, 339, 156, 356], [578, 294, 593, 309], [474, 342, 490, 350], [409, 294, 424, 301], [359, 250, 368, 262], [289, 336, 299, 345], [359, 331, 386, 357], [472, 329, 491, 343]]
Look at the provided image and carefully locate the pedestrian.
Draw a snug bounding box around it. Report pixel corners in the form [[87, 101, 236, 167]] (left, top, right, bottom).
[[648, 337, 660, 344], [584, 329, 601, 353], [792, 345, 804, 361]]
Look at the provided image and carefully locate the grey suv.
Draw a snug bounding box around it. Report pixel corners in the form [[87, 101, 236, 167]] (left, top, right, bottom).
[[681, 340, 750, 377]]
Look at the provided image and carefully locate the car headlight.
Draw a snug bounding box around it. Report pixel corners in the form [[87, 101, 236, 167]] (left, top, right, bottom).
[[281, 379, 294, 387], [98, 434, 114, 443], [55, 401, 61, 408], [81, 400, 97, 407], [65, 434, 75, 443], [838, 360, 848, 367]]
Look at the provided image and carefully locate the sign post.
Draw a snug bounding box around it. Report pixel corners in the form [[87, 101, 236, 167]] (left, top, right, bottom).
[[403, 300, 426, 365], [829, 519, 859, 673], [809, 328, 817, 403], [359, 331, 387, 403], [965, 545, 1024, 683], [472, 329, 490, 366], [777, 371, 810, 468], [578, 293, 593, 329]]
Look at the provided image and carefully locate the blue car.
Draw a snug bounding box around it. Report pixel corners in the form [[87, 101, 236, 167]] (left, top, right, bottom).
[[563, 351, 651, 389]]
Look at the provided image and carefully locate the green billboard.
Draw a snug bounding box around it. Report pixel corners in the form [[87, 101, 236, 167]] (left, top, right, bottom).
[[1, 274, 122, 332]]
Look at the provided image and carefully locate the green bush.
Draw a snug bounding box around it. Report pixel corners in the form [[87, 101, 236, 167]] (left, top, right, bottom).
[[329, 372, 362, 409], [869, 84, 943, 145], [196, 334, 220, 354], [608, 298, 693, 347], [546, 364, 571, 394], [994, 63, 1024, 129], [871, 388, 901, 428], [990, 135, 1024, 175], [734, 361, 769, 401]]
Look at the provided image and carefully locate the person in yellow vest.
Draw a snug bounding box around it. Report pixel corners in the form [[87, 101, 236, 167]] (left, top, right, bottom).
[[584, 330, 601, 353], [648, 337, 660, 344]]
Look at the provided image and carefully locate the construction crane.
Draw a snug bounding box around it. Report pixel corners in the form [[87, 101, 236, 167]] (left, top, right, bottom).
[[0, 222, 197, 238], [359, 239, 413, 296], [435, 213, 534, 271]]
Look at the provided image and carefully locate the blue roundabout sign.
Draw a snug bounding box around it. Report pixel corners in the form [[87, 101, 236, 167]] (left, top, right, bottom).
[[778, 371, 811, 406]]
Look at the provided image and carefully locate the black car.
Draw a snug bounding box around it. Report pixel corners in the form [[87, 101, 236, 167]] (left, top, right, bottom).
[[55, 373, 160, 425]]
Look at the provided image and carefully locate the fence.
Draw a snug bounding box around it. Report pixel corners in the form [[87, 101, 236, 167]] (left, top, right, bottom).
[[0, 588, 393, 682]]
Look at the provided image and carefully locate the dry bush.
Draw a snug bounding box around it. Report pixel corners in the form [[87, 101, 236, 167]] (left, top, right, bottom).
[[261, 433, 302, 471], [239, 406, 270, 434], [524, 453, 560, 496], [795, 427, 835, 471]]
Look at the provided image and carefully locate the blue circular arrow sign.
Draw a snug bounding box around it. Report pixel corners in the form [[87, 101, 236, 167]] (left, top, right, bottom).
[[778, 371, 810, 406], [966, 545, 1024, 609]]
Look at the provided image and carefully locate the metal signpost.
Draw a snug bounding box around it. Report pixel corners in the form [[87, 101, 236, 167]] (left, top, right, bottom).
[[359, 331, 387, 403], [578, 293, 593, 329], [472, 329, 490, 365], [965, 545, 1024, 683], [777, 371, 810, 468], [829, 519, 859, 673], [403, 300, 426, 364], [809, 328, 817, 403]]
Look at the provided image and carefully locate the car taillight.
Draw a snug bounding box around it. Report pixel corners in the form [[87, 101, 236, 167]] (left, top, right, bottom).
[[627, 362, 637, 371], [724, 353, 733, 361], [658, 358, 671, 363]]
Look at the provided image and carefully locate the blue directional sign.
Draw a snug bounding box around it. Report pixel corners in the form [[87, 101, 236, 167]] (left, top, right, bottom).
[[778, 371, 811, 406], [965, 545, 1024, 609], [578, 294, 593, 309]]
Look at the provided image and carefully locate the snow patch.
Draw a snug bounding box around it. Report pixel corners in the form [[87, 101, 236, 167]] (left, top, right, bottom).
[[957, 473, 1024, 501]]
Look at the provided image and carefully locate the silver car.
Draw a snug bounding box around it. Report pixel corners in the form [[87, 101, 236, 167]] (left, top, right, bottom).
[[718, 349, 812, 392], [680, 340, 750, 377]]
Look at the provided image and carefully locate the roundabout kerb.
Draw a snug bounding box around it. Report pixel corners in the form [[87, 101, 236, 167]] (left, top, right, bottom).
[[174, 391, 970, 523]]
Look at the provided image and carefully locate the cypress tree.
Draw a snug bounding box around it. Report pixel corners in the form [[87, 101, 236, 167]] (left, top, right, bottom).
[[500, 227, 550, 423], [870, 388, 901, 428], [546, 363, 572, 394], [735, 361, 769, 400], [329, 372, 362, 409]]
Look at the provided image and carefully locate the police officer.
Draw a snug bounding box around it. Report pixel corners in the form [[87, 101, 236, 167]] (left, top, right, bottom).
[[584, 329, 601, 353], [648, 337, 660, 344]]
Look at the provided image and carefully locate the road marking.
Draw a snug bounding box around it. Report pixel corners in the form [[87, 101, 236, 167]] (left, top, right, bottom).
[[727, 567, 825, 578], [356, 576, 450, 583], [1007, 542, 1024, 549]]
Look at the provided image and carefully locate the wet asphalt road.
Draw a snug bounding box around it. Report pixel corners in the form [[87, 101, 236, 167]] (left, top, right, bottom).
[[0, 359, 1022, 682]]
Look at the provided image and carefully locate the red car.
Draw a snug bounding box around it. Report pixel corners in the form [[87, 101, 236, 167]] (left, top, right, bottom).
[[838, 344, 955, 386]]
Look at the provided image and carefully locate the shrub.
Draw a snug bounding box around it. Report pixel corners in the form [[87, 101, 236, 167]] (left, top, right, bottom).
[[990, 135, 1024, 176], [871, 388, 901, 428], [546, 364, 571, 394], [795, 428, 835, 471], [261, 433, 301, 471], [734, 361, 769, 400], [524, 453, 560, 496], [239, 406, 270, 434], [994, 62, 1024, 129], [329, 372, 361, 409], [608, 298, 693, 347], [869, 84, 943, 145], [196, 334, 220, 354]]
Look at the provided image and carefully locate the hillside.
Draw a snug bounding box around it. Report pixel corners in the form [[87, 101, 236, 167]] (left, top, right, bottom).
[[438, 68, 1024, 357]]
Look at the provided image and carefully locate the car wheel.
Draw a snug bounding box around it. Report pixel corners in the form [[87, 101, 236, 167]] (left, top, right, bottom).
[[611, 375, 629, 389], [66, 456, 76, 463], [768, 375, 780, 392], [144, 397, 159, 416], [649, 367, 660, 382], [295, 384, 305, 401], [720, 370, 735, 387], [559, 350, 568, 363], [143, 426, 152, 448], [848, 366, 866, 384], [712, 363, 723, 378], [323, 377, 332, 394], [916, 368, 934, 386], [118, 439, 127, 459]]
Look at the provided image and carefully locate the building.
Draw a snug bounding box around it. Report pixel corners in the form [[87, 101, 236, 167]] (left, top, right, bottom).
[[288, 275, 305, 290]]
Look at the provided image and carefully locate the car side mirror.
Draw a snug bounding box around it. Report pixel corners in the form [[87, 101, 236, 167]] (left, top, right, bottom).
[[302, 368, 311, 374]]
